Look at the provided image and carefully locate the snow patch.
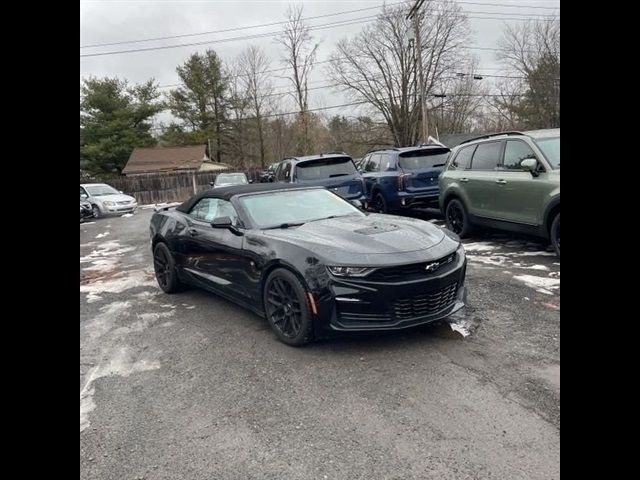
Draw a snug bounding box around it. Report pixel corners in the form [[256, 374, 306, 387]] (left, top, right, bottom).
[[121, 213, 134, 217], [463, 242, 496, 252], [95, 232, 110, 239], [80, 347, 160, 433], [81, 269, 156, 296], [513, 274, 560, 294], [466, 254, 509, 266]]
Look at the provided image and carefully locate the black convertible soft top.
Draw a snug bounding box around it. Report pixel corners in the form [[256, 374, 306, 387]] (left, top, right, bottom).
[[176, 183, 320, 213]]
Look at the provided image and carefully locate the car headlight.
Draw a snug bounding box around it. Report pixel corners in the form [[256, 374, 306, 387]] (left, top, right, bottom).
[[326, 266, 376, 277], [103, 201, 115, 207]]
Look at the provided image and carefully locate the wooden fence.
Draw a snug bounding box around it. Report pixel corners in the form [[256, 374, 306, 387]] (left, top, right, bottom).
[[81, 169, 263, 205]]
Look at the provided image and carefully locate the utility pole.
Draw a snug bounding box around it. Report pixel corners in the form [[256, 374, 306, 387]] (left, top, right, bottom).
[[407, 0, 428, 144]]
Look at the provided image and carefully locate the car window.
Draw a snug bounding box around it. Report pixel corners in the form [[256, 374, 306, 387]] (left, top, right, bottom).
[[189, 198, 238, 224], [533, 136, 560, 169], [398, 148, 450, 170], [378, 153, 395, 171], [215, 173, 248, 186], [274, 162, 285, 181], [502, 140, 538, 170], [470, 141, 502, 171], [295, 157, 357, 180], [281, 162, 292, 181], [239, 189, 364, 229], [364, 154, 381, 172], [85, 184, 120, 196], [451, 145, 475, 170], [80, 187, 88, 197]]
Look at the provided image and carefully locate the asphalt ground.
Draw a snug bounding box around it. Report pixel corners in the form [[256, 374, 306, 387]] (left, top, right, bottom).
[[80, 207, 559, 480]]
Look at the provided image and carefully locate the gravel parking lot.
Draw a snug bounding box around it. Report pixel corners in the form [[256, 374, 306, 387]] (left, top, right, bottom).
[[80, 208, 559, 480]]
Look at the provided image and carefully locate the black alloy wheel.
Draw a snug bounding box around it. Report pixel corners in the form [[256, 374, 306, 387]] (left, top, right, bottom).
[[264, 269, 313, 346]]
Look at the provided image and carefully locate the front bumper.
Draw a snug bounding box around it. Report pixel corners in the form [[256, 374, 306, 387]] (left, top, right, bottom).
[[313, 251, 467, 336], [104, 203, 138, 214]]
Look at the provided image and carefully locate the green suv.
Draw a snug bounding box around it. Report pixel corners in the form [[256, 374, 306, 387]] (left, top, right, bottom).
[[438, 129, 560, 256]]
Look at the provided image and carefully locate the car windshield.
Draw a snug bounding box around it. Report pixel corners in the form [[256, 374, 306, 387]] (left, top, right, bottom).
[[85, 185, 120, 196], [534, 137, 560, 168], [239, 188, 364, 229], [215, 174, 247, 186], [398, 148, 450, 170], [295, 157, 357, 180]]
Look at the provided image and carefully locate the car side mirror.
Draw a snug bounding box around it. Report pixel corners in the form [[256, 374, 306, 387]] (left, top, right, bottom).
[[249, 179, 254, 184], [521, 158, 539, 177], [349, 199, 363, 209], [80, 194, 88, 199], [119, 190, 124, 194], [211, 216, 243, 236], [209, 181, 215, 187]]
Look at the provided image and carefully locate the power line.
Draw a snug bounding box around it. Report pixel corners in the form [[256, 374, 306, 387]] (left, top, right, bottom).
[[80, 1, 406, 48], [80, 0, 558, 49], [81, 10, 558, 58]]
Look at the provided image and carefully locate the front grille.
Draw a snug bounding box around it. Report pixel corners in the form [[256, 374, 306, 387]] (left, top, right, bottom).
[[117, 200, 131, 205], [367, 252, 457, 281], [391, 282, 458, 320], [336, 308, 393, 323]]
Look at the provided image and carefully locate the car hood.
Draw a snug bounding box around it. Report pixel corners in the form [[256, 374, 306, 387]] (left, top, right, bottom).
[[262, 213, 454, 265], [92, 194, 136, 202]]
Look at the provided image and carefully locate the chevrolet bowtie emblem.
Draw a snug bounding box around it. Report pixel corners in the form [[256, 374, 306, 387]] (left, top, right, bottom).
[[425, 262, 440, 272]]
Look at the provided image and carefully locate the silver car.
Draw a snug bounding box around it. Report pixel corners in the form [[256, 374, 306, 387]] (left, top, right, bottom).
[[211, 172, 251, 188], [80, 183, 138, 218]]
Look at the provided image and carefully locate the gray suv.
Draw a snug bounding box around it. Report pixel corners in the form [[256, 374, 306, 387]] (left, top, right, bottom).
[[438, 129, 560, 256]]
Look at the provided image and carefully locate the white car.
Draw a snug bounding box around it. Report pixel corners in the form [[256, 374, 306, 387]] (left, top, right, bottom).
[[80, 183, 138, 218], [211, 172, 251, 188]]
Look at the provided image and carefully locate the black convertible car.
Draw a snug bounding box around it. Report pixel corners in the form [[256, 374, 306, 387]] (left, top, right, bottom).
[[150, 184, 467, 345]]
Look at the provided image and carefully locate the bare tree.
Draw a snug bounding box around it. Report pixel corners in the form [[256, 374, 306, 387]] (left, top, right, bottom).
[[225, 60, 251, 166], [328, 1, 470, 146], [433, 58, 488, 134], [496, 17, 560, 128], [276, 4, 318, 155], [238, 46, 274, 168]]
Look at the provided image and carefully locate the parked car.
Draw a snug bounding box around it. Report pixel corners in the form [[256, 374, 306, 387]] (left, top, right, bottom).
[[149, 184, 467, 346], [211, 172, 251, 188], [273, 153, 367, 207], [80, 198, 93, 222], [259, 163, 279, 183], [80, 183, 138, 218], [358, 144, 451, 214], [439, 129, 560, 256]]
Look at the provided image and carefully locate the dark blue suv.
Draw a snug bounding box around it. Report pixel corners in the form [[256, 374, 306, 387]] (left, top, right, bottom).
[[273, 153, 368, 206], [359, 144, 451, 213]]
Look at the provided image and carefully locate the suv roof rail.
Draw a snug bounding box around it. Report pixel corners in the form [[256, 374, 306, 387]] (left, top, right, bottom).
[[319, 151, 350, 156], [458, 131, 526, 146], [365, 145, 399, 154]]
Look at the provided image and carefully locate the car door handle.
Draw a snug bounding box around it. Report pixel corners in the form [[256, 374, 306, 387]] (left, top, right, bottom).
[[495, 179, 507, 184], [460, 178, 469, 183], [188, 228, 199, 237]]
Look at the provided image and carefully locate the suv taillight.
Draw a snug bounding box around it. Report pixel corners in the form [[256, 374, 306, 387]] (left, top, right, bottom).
[[397, 173, 411, 191]]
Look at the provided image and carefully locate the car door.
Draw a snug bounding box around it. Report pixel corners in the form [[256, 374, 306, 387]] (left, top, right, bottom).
[[495, 139, 549, 225], [181, 198, 249, 301], [464, 140, 504, 219]]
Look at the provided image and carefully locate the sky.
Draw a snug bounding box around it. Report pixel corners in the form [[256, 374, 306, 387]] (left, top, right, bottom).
[[80, 0, 560, 127]]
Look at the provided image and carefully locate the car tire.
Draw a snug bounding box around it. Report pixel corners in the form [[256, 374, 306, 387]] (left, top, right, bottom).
[[153, 242, 183, 293], [445, 198, 472, 238], [92, 205, 101, 219], [550, 213, 560, 257], [263, 268, 314, 346], [373, 192, 389, 214]]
